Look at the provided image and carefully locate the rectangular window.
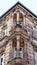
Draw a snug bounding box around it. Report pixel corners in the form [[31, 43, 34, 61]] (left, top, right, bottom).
[[2, 25, 7, 37], [14, 48, 17, 58], [2, 29, 7, 37], [0, 58, 3, 65], [19, 48, 23, 59], [0, 54, 4, 65]]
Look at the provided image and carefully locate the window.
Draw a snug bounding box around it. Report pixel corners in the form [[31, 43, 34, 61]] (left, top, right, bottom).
[[19, 13, 23, 26], [0, 54, 4, 65], [2, 29, 7, 37], [2, 25, 7, 37], [14, 48, 23, 59], [14, 48, 17, 58], [19, 13, 23, 22], [13, 38, 17, 47], [19, 48, 23, 59], [13, 13, 17, 27], [13, 37, 24, 59], [1, 58, 3, 65], [13, 13, 17, 22]]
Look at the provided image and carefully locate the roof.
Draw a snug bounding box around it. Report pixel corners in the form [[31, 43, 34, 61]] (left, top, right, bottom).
[[0, 1, 37, 19]]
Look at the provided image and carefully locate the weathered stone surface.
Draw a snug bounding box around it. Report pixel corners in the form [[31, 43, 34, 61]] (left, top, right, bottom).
[[0, 2, 37, 65]]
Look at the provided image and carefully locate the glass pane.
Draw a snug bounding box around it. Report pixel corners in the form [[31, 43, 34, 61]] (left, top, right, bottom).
[[1, 54, 4, 65], [19, 48, 23, 58], [3, 31, 5, 36], [14, 48, 17, 58], [14, 51, 16, 58], [1, 58, 3, 65]]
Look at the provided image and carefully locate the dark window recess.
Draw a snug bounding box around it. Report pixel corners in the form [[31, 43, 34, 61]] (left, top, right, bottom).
[[19, 48, 23, 59], [13, 38, 17, 47], [3, 31, 5, 36], [15, 22, 22, 28], [13, 13, 17, 22], [1, 58, 3, 65], [19, 13, 23, 22]]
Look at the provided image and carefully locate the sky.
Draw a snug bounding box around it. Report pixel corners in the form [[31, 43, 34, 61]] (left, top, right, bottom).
[[0, 0, 37, 16]]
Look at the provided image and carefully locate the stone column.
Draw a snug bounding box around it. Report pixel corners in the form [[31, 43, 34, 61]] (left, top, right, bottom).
[[24, 40, 27, 60], [17, 11, 19, 22], [16, 36, 20, 49], [16, 36, 20, 57]]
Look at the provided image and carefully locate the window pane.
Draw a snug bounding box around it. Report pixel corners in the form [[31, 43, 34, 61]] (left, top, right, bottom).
[[0, 58, 3, 65], [1, 54, 4, 65], [14, 48, 17, 58], [19, 48, 23, 58], [14, 51, 16, 58]]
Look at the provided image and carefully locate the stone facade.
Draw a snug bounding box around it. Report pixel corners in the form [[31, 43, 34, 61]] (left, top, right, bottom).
[[0, 2, 37, 65]]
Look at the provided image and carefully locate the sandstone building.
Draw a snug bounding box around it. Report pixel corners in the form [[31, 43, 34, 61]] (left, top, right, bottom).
[[0, 2, 37, 65]]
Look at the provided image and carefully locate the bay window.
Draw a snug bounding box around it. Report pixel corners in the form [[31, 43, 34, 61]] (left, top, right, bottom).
[[13, 37, 24, 59]]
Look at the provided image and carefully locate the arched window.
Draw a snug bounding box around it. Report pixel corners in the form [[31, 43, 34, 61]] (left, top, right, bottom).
[[19, 13, 23, 26], [13, 38, 17, 47], [13, 13, 17, 22], [19, 13, 23, 22], [13, 37, 24, 59], [13, 13, 17, 26]]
